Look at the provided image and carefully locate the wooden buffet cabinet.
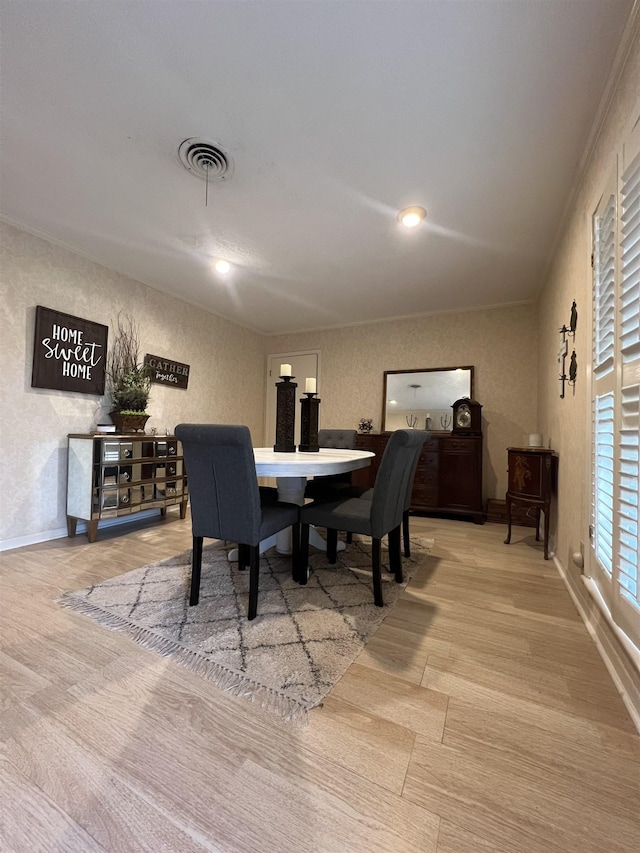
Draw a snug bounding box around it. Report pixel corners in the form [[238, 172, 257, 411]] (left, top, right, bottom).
[[354, 432, 484, 523], [66, 434, 188, 542]]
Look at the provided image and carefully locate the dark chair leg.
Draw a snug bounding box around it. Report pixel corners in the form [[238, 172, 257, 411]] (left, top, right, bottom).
[[346, 532, 353, 544], [291, 521, 302, 582], [190, 536, 203, 605], [299, 524, 310, 585], [238, 543, 249, 570], [543, 509, 550, 560], [402, 509, 411, 558], [247, 545, 260, 620], [388, 525, 403, 584], [371, 538, 384, 607], [327, 528, 338, 564]]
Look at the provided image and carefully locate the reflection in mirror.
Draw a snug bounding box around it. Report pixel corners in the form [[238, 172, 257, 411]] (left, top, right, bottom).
[[382, 367, 474, 432]]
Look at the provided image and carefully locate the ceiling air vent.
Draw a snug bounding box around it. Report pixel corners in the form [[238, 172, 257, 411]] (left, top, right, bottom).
[[178, 138, 234, 181]]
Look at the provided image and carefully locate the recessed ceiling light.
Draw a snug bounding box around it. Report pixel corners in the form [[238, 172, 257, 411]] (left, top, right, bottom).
[[398, 206, 427, 228], [214, 259, 231, 274]]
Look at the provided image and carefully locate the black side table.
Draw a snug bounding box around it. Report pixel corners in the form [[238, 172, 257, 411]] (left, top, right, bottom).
[[504, 447, 558, 559]]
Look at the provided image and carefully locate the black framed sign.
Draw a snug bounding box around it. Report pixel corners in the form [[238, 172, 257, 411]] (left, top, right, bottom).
[[144, 353, 190, 389], [31, 306, 108, 395]]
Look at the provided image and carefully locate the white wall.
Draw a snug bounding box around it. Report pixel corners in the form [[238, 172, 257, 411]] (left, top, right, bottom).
[[0, 221, 266, 549]]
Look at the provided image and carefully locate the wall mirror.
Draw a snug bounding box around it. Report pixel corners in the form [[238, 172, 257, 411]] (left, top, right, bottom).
[[382, 366, 474, 432]]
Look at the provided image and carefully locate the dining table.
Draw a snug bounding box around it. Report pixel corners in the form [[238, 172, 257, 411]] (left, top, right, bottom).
[[227, 446, 374, 560]]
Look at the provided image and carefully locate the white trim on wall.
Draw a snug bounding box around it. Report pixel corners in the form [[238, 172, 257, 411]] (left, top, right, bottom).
[[553, 554, 640, 734], [0, 509, 165, 553]]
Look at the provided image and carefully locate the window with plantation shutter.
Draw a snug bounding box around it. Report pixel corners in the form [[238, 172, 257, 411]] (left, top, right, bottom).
[[593, 191, 616, 374], [590, 117, 640, 649], [617, 137, 640, 636]]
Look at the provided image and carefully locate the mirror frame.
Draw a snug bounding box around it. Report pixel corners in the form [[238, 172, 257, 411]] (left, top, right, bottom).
[[381, 366, 475, 432]]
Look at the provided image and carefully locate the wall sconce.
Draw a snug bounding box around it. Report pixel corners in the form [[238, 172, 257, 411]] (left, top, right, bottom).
[[559, 300, 578, 398]]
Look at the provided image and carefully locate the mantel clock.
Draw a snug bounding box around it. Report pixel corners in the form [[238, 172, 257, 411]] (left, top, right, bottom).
[[451, 398, 482, 435]]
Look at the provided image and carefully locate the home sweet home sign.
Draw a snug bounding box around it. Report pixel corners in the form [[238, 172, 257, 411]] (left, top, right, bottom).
[[31, 306, 108, 395]]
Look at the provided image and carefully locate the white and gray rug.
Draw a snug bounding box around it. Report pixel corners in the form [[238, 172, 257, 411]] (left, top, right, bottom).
[[59, 535, 433, 721]]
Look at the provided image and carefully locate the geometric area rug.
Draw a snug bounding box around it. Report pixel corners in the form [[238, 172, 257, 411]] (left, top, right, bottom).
[[59, 535, 433, 723]]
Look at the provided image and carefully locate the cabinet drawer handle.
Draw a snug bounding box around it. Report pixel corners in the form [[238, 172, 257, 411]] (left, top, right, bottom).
[[120, 472, 130, 481], [123, 449, 132, 458]]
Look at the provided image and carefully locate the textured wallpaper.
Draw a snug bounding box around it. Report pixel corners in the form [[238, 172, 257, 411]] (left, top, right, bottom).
[[0, 222, 266, 546], [1, 217, 538, 548], [267, 303, 539, 505]]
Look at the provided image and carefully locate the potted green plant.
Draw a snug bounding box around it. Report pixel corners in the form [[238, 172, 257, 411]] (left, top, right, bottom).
[[107, 314, 151, 433]]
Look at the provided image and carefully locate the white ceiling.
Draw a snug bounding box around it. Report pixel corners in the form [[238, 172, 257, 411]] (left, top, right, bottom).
[[0, 0, 634, 335]]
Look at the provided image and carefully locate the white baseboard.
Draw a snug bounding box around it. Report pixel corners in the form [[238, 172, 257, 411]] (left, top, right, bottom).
[[553, 554, 640, 734], [0, 509, 163, 553]]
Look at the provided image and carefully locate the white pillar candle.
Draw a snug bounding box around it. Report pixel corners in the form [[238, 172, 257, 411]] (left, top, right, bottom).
[[305, 377, 316, 394], [280, 363, 292, 377]]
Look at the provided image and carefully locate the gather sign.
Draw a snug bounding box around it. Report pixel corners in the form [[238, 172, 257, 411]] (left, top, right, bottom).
[[31, 306, 108, 395], [144, 353, 190, 389]]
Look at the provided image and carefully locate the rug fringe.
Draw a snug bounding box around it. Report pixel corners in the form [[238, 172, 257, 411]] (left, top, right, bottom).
[[58, 592, 313, 724]]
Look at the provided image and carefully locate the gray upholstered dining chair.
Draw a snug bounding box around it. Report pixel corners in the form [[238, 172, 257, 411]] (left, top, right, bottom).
[[356, 432, 427, 558], [401, 435, 425, 557], [303, 429, 358, 501], [175, 424, 300, 620], [296, 429, 429, 606]]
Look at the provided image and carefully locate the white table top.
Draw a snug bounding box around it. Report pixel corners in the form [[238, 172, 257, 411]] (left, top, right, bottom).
[[253, 447, 373, 478]]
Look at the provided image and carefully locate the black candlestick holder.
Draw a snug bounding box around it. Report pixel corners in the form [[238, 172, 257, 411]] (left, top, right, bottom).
[[274, 375, 297, 452], [299, 393, 320, 452]]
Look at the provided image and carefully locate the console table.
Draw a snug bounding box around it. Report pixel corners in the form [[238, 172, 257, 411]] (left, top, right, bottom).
[[354, 432, 484, 523], [66, 434, 188, 542], [504, 446, 557, 559]]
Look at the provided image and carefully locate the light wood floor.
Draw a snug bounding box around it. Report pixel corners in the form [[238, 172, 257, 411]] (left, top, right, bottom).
[[1, 514, 638, 852]]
